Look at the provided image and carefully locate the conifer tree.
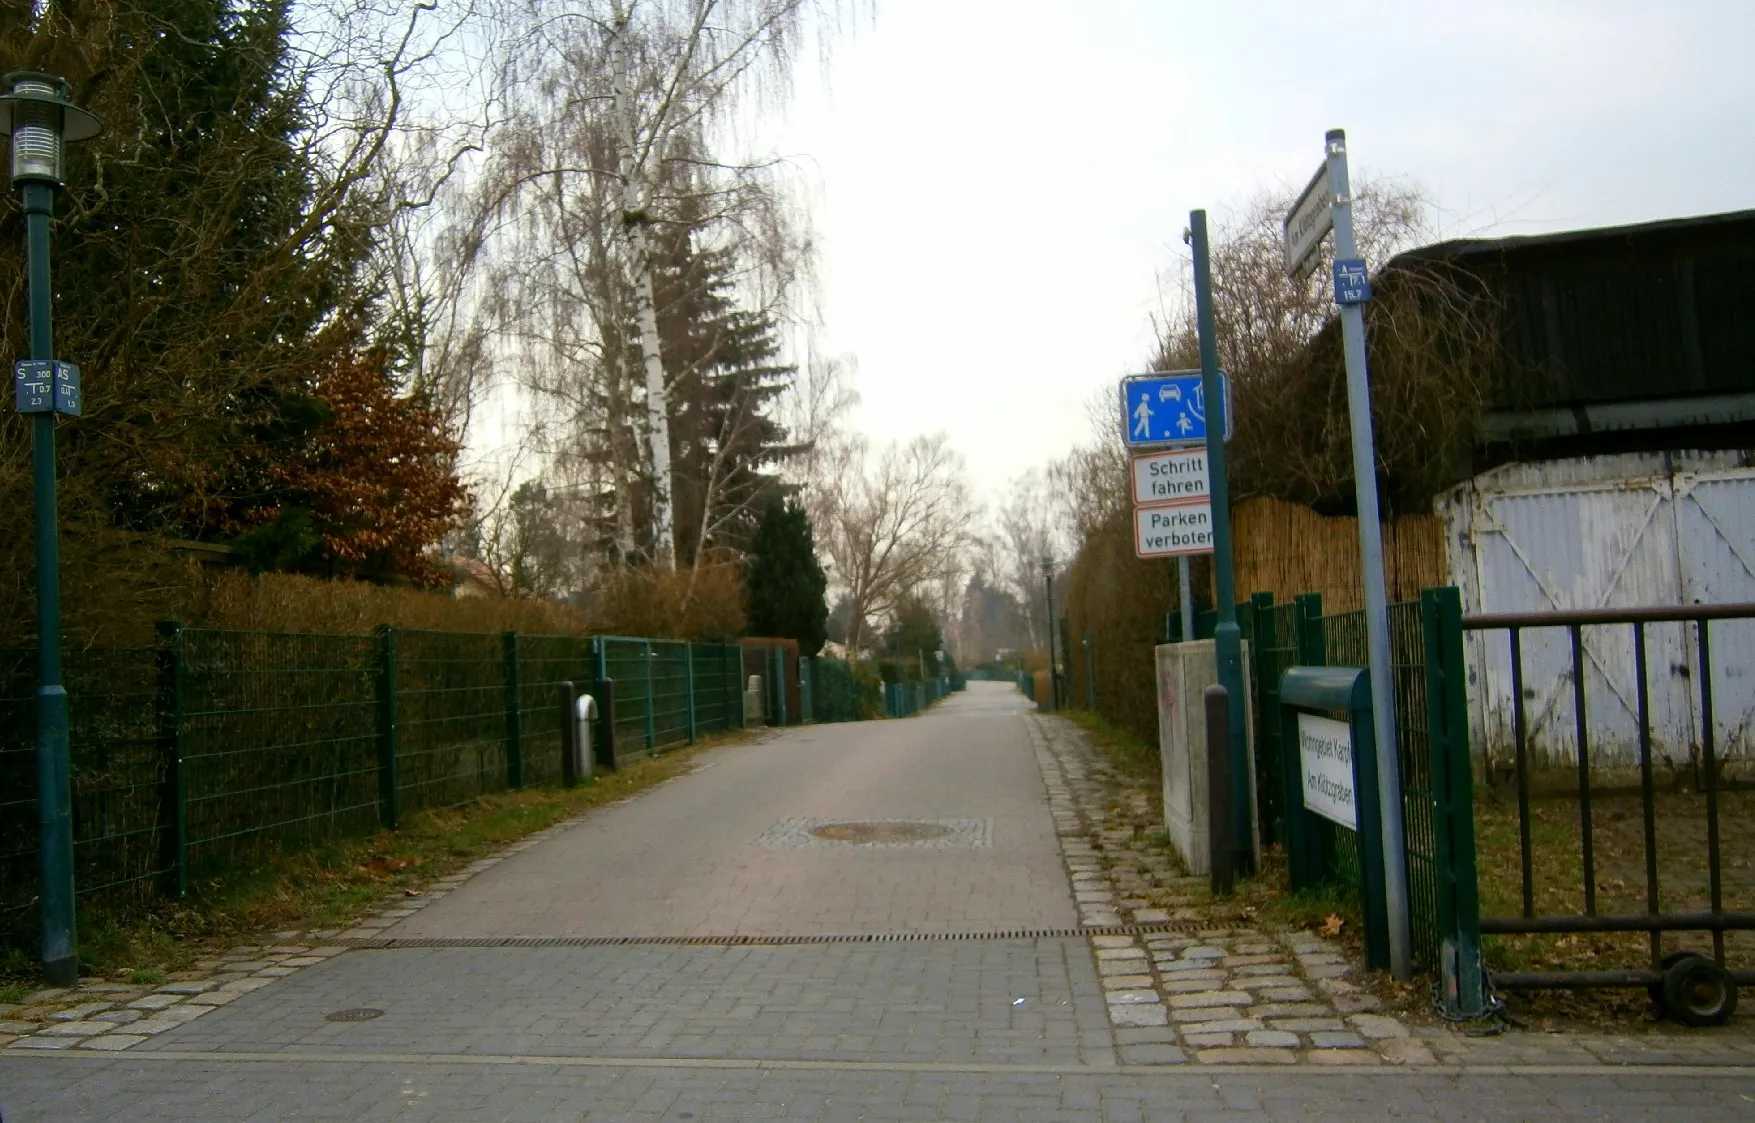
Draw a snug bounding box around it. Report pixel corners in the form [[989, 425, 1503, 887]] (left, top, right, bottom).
[[744, 496, 827, 656]]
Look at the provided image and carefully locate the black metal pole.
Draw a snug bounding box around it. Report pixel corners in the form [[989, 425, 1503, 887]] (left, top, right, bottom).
[[1206, 684, 1234, 897], [24, 177, 75, 986], [1044, 566, 1059, 711]]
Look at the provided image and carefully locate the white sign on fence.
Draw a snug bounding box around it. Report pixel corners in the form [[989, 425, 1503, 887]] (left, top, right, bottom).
[[1134, 502, 1214, 558], [1131, 448, 1211, 507], [1297, 712, 1357, 829]]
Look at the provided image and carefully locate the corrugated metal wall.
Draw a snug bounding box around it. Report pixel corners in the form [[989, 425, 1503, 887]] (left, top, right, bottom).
[[1438, 451, 1755, 773]]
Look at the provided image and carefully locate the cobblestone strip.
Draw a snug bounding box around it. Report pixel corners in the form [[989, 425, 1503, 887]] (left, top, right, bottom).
[[0, 815, 594, 1054], [1026, 713, 1437, 1067]]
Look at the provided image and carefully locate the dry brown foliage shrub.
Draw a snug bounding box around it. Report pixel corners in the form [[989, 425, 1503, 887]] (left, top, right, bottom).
[[190, 571, 592, 637], [1154, 186, 1498, 515], [1061, 507, 1209, 746], [587, 562, 747, 641]]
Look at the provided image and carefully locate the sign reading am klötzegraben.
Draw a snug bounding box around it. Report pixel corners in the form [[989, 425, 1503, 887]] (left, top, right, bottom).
[[1296, 712, 1357, 829]]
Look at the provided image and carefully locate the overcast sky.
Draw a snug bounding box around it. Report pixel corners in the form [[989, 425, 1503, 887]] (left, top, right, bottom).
[[758, 0, 1755, 506]]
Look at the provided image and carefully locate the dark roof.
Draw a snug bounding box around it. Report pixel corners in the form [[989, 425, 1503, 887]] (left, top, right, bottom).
[[1385, 208, 1755, 410], [1395, 208, 1755, 265]]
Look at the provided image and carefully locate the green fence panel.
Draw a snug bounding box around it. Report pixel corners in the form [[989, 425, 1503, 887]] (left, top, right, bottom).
[[0, 643, 166, 930], [1312, 599, 1443, 973], [393, 630, 509, 813], [649, 639, 691, 749], [178, 629, 381, 870], [688, 643, 737, 734], [1422, 586, 1485, 1014], [601, 637, 654, 752], [514, 634, 597, 788], [1251, 596, 1300, 846], [807, 657, 865, 723]]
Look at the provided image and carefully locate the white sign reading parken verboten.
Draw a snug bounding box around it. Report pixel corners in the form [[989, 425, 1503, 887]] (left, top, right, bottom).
[[1297, 712, 1357, 829], [1133, 501, 1214, 558]]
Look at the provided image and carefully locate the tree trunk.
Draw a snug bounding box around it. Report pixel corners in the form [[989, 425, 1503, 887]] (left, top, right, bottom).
[[610, 8, 676, 568]]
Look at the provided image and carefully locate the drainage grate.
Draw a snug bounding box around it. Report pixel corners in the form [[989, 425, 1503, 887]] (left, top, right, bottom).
[[335, 921, 1221, 951], [325, 1007, 384, 1022]]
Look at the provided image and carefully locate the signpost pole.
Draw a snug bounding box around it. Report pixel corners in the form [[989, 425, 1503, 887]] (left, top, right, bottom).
[[1177, 558, 1195, 642], [1325, 128, 1412, 980], [1189, 209, 1252, 876]]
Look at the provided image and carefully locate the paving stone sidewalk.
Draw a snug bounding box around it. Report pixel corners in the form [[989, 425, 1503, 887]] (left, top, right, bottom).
[[1030, 711, 1755, 1070], [1028, 714, 1429, 1066]]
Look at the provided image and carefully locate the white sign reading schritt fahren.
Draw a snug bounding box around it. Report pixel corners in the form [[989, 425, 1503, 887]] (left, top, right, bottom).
[[1131, 448, 1210, 506], [1297, 713, 1357, 829], [1134, 502, 1214, 558]]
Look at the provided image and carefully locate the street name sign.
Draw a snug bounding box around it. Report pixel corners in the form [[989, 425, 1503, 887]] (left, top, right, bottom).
[[1283, 162, 1333, 280], [13, 360, 80, 417], [1134, 502, 1214, 558], [1131, 447, 1210, 507], [1297, 712, 1357, 829], [1119, 371, 1232, 448]]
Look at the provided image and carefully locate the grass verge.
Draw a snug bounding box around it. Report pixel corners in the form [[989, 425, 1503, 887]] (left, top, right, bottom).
[[1, 731, 753, 988], [1470, 785, 1754, 1024]]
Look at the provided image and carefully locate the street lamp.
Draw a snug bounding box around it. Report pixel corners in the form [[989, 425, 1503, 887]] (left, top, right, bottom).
[[3, 70, 100, 986], [1041, 556, 1058, 711]]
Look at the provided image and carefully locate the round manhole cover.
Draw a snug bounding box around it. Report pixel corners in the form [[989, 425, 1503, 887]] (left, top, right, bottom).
[[325, 1007, 384, 1023], [807, 821, 954, 844]]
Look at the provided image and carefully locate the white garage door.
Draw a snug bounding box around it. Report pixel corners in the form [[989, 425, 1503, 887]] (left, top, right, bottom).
[[1439, 453, 1755, 772]]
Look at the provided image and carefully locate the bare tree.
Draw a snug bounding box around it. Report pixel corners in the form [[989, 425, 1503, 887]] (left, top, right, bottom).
[[1146, 182, 1493, 512], [817, 433, 979, 662], [473, 0, 827, 570], [995, 469, 1061, 651]]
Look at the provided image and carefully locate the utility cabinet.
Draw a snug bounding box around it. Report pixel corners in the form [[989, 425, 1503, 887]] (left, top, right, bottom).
[[1155, 639, 1259, 876]]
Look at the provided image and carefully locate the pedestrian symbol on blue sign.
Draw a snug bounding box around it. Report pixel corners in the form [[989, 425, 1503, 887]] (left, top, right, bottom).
[[1119, 371, 1231, 448], [1333, 257, 1371, 305]]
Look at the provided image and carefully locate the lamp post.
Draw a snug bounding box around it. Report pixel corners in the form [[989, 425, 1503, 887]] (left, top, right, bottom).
[[1041, 556, 1058, 711], [3, 71, 100, 986]]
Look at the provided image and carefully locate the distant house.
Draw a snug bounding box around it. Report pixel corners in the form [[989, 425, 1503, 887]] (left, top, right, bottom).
[[445, 555, 502, 599]]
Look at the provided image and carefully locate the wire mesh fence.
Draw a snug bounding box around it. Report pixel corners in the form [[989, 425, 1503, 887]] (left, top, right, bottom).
[[806, 657, 876, 723], [1079, 587, 1456, 976], [0, 626, 750, 937], [0, 643, 166, 927]]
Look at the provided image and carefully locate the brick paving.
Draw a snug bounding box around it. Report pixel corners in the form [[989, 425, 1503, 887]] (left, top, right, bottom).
[[2, 684, 1753, 1119], [5, 1054, 1755, 1120], [1029, 713, 1433, 1065]]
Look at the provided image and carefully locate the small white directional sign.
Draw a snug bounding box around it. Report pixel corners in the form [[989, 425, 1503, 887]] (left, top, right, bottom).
[[1283, 163, 1333, 279], [1131, 448, 1210, 508], [1134, 502, 1214, 558]]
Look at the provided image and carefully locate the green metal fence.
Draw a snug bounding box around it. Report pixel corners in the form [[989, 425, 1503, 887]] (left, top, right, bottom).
[[0, 625, 749, 935], [806, 656, 874, 723], [1, 643, 167, 924], [1152, 587, 1475, 980]]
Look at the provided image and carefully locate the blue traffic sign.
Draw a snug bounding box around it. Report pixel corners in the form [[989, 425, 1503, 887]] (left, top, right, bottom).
[[1119, 371, 1231, 448], [1333, 257, 1371, 305]]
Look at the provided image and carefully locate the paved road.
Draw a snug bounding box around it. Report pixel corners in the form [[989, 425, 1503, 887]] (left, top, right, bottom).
[[387, 683, 1075, 937], [3, 684, 1753, 1119]]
